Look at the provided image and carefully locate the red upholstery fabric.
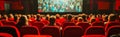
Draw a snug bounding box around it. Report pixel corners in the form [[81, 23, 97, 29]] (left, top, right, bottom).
[[0, 33, 13, 37], [40, 26, 60, 37], [91, 22, 104, 26], [1, 21, 16, 26], [0, 26, 20, 37], [20, 26, 40, 37], [82, 35, 105, 37], [63, 26, 83, 37], [62, 22, 75, 29], [23, 35, 52, 37], [77, 22, 90, 31], [0, 21, 3, 26], [31, 22, 45, 31], [105, 22, 120, 31], [106, 26, 120, 37], [84, 26, 105, 35]]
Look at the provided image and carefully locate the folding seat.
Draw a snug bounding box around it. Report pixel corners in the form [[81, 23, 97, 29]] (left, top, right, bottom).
[[40, 26, 60, 37], [91, 22, 104, 26], [77, 22, 91, 31], [2, 21, 16, 26], [82, 26, 105, 37], [0, 26, 20, 37], [63, 26, 83, 37], [105, 22, 120, 31], [106, 26, 120, 37], [62, 22, 75, 29], [20, 26, 40, 37]]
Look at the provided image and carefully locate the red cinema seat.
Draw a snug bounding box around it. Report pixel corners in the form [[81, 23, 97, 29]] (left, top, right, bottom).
[[0, 26, 20, 37], [91, 22, 104, 26], [62, 22, 75, 29], [63, 26, 83, 37], [31, 22, 45, 31], [82, 26, 105, 37], [20, 26, 40, 37], [0, 33, 13, 37], [40, 26, 60, 37], [106, 26, 120, 37], [0, 21, 3, 26], [77, 22, 90, 31], [105, 22, 120, 31], [2, 21, 16, 26], [23, 35, 52, 37]]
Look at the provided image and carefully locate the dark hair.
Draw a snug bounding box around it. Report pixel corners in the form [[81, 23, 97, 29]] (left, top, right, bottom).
[[109, 15, 117, 21], [67, 15, 72, 22], [49, 17, 55, 26], [16, 16, 27, 29], [82, 15, 87, 22], [36, 15, 41, 21]]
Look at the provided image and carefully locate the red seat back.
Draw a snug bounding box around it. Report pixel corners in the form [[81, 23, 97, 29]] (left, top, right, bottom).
[[0, 26, 20, 37], [63, 26, 83, 37], [31, 22, 45, 31], [106, 26, 120, 37], [0, 21, 3, 26], [92, 22, 104, 26], [105, 22, 120, 31], [2, 21, 16, 26], [20, 26, 40, 37], [40, 26, 60, 37], [85, 26, 105, 35], [77, 22, 90, 31], [62, 22, 75, 29]]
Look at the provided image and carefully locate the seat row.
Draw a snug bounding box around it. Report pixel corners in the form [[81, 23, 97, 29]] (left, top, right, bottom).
[[0, 26, 120, 37]]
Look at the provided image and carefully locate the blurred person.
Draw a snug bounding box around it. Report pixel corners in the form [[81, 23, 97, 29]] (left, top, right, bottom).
[[81, 14, 88, 22], [16, 15, 29, 29], [46, 14, 50, 20], [8, 14, 14, 21], [89, 15, 96, 24], [49, 16, 56, 26], [76, 17, 83, 25], [104, 14, 117, 24], [71, 16, 78, 23], [56, 14, 60, 19], [41, 16, 50, 25], [67, 14, 73, 22], [36, 14, 41, 21], [2, 14, 9, 21]]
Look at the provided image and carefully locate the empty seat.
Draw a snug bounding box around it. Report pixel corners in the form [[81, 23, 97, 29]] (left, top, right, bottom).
[[82, 26, 105, 37], [40, 26, 60, 37], [77, 22, 90, 31], [62, 22, 75, 29], [63, 26, 83, 37], [105, 22, 120, 31], [91, 22, 104, 26], [0, 26, 20, 37], [20, 26, 40, 37], [106, 26, 120, 37]]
